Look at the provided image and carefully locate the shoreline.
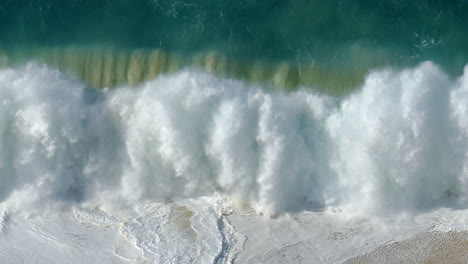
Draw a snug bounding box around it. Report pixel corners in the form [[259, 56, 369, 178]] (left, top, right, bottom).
[[345, 231, 468, 264]]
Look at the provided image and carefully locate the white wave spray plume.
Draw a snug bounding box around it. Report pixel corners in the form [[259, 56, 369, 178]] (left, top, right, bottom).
[[1, 62, 468, 216]]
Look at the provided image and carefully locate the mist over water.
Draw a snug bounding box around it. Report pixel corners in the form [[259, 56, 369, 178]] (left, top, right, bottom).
[[0, 62, 467, 216]]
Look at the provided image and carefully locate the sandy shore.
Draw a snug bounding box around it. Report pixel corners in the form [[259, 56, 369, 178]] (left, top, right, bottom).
[[345, 231, 468, 264]]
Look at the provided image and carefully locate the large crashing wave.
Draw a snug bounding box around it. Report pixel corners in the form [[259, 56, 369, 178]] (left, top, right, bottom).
[[1, 62, 468, 216]]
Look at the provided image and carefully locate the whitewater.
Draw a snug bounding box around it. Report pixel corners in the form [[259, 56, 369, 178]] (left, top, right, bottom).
[[2, 61, 468, 263]]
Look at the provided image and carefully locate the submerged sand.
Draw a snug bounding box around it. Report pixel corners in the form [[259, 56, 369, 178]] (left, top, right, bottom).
[[345, 231, 468, 264]]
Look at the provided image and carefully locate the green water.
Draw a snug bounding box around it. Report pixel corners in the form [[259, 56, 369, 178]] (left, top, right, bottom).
[[1, 0, 467, 94]]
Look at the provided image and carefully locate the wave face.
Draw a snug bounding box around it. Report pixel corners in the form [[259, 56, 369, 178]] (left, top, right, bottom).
[[1, 62, 468, 216]]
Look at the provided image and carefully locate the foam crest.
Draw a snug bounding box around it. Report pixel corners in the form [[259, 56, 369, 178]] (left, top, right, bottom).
[[328, 62, 467, 214], [1, 62, 468, 216]]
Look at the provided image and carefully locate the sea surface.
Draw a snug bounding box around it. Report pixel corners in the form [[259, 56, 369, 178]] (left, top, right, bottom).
[[1, 1, 468, 263]]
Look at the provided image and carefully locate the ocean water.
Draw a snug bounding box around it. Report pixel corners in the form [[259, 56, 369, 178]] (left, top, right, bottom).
[[1, 1, 468, 94], [1, 1, 468, 263]]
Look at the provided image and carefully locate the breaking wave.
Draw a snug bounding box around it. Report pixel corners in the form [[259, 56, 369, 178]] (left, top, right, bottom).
[[1, 61, 468, 216]]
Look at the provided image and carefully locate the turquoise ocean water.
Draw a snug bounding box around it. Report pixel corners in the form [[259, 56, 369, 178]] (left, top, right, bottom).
[[1, 0, 467, 94]]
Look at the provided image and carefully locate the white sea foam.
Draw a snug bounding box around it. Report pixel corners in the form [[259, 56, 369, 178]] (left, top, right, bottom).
[[0, 62, 468, 218]]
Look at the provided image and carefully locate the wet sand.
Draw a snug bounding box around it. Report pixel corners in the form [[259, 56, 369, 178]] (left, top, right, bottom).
[[345, 231, 468, 264]]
